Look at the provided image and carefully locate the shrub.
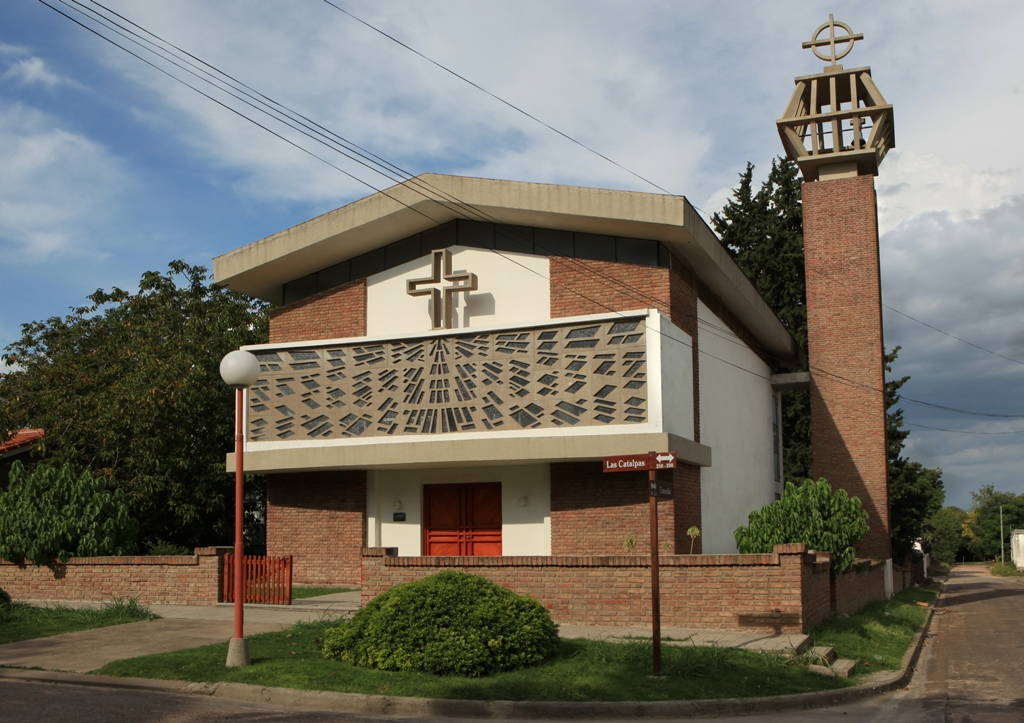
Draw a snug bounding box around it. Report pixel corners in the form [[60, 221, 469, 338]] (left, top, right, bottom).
[[320, 571, 559, 676], [734, 478, 869, 572], [0, 461, 138, 564], [0, 587, 10, 606]]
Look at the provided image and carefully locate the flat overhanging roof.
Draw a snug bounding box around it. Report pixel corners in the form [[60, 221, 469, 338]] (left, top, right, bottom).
[[214, 174, 803, 366]]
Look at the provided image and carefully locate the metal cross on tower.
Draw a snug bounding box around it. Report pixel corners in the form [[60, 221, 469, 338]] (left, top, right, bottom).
[[802, 14, 863, 68], [406, 248, 479, 330]]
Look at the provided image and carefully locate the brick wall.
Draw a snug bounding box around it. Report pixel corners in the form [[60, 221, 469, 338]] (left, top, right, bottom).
[[550, 462, 676, 555], [269, 278, 367, 343], [266, 471, 366, 585], [362, 542, 831, 633], [672, 464, 702, 554], [831, 560, 888, 616], [803, 174, 890, 558], [549, 257, 671, 319], [0, 547, 226, 605]]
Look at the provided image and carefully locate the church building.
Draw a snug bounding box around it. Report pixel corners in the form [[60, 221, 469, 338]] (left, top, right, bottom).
[[213, 16, 895, 589], [214, 177, 805, 584]]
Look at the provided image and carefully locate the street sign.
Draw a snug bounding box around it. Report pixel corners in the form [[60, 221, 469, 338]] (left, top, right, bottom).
[[650, 482, 673, 498], [602, 452, 677, 473]]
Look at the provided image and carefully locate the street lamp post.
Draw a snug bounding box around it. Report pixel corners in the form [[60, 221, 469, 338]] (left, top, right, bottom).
[[220, 349, 260, 668]]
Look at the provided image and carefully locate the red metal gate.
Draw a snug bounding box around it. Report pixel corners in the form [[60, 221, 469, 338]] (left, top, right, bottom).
[[223, 554, 292, 605]]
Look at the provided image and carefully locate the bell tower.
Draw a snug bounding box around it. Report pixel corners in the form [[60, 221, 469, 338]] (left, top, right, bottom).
[[777, 16, 894, 559]]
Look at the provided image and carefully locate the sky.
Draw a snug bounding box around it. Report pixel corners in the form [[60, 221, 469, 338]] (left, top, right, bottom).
[[1, 0, 1022, 509]]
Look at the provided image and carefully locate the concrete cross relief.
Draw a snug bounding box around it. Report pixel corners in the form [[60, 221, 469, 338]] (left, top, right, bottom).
[[406, 248, 479, 330]]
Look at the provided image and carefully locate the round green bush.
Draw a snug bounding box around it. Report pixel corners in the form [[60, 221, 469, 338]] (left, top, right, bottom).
[[320, 571, 559, 677]]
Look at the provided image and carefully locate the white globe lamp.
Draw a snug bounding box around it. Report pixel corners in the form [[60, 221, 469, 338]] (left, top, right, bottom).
[[220, 349, 260, 390]]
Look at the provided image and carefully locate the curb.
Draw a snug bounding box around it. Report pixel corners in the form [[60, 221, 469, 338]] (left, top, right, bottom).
[[0, 600, 938, 719]]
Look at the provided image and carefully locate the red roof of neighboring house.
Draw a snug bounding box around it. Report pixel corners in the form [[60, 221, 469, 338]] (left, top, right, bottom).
[[0, 428, 44, 456]]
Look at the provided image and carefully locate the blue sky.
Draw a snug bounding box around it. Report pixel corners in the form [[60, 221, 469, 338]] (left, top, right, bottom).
[[2, 1, 1022, 509]]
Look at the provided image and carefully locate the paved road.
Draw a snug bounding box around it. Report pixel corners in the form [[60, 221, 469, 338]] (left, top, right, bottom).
[[1, 566, 1021, 721]]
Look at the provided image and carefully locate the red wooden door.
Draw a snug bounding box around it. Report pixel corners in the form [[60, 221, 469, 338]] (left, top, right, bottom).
[[423, 482, 502, 556]]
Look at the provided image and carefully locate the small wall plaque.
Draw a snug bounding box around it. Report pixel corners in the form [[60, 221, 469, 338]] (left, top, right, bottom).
[[393, 512, 406, 522]]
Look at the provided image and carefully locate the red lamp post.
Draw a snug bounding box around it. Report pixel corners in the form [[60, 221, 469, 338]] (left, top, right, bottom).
[[220, 349, 260, 668]]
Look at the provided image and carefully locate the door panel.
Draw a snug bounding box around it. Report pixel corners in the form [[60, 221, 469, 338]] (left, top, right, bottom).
[[423, 482, 502, 556], [467, 483, 502, 556], [424, 485, 466, 556]]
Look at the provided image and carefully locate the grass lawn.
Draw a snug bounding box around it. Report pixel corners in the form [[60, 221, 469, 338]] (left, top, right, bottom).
[[990, 561, 1024, 577], [0, 598, 158, 645], [96, 623, 849, 702], [291, 586, 357, 599], [95, 588, 939, 702], [811, 587, 937, 677]]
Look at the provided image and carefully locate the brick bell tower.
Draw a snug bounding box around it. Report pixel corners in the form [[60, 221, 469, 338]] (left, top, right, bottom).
[[777, 16, 896, 560]]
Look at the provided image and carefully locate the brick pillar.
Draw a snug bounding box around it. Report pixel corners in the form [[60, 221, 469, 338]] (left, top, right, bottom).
[[803, 174, 890, 559]]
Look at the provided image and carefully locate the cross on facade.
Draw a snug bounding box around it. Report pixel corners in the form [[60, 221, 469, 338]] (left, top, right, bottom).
[[406, 248, 479, 330]]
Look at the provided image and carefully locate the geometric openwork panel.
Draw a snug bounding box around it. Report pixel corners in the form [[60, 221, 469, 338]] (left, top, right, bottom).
[[248, 315, 649, 442]]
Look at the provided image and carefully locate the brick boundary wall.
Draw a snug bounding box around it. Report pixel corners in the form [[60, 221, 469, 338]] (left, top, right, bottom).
[[0, 547, 227, 605], [830, 559, 888, 616], [362, 543, 833, 633]]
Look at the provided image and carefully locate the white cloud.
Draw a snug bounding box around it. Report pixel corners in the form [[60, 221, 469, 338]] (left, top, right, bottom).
[[877, 150, 1023, 235], [0, 101, 129, 259], [0, 43, 28, 58], [3, 57, 64, 88], [82, 0, 719, 205]]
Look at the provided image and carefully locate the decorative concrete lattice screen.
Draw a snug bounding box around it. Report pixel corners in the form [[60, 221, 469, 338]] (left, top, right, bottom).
[[249, 316, 649, 441]]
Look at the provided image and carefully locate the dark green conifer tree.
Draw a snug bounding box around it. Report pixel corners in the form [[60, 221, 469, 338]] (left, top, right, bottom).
[[712, 158, 811, 481]]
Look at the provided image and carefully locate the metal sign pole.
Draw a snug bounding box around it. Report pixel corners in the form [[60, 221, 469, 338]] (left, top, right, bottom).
[[649, 466, 662, 677], [603, 450, 675, 678]]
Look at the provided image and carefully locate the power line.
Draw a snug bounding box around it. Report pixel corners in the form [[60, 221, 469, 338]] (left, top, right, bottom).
[[41, 1, 1018, 436], [318, 0, 684, 203], [323, 0, 1024, 373], [803, 265, 1024, 368]]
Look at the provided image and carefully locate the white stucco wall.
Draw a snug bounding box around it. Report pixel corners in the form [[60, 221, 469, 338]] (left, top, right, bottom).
[[366, 464, 551, 556], [365, 246, 550, 336], [697, 300, 780, 554], [647, 311, 694, 440]]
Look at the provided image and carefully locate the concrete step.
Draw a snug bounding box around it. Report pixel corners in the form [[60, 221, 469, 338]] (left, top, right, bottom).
[[832, 658, 857, 678], [808, 657, 858, 678], [811, 645, 837, 664]]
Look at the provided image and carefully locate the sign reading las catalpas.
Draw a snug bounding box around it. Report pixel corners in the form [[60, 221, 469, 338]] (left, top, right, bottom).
[[602, 452, 677, 473]]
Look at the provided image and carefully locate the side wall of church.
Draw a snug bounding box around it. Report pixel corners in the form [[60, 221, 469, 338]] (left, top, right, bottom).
[[697, 299, 780, 554], [265, 471, 367, 585]]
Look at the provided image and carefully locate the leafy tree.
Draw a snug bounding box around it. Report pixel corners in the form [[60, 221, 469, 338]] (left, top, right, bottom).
[[713, 158, 810, 481], [885, 347, 945, 557], [0, 461, 138, 564], [0, 262, 269, 550], [962, 485, 1024, 560], [925, 506, 969, 566], [734, 478, 869, 572]]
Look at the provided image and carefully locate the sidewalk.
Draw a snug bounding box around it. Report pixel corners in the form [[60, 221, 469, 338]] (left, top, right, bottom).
[[0, 589, 808, 674]]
